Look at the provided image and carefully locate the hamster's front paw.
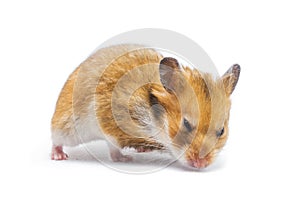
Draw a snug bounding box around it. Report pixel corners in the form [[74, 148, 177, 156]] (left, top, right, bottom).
[[121, 138, 166, 152], [135, 146, 155, 153]]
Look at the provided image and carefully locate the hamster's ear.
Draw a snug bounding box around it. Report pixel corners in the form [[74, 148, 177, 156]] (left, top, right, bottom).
[[159, 57, 180, 92], [222, 64, 241, 95]]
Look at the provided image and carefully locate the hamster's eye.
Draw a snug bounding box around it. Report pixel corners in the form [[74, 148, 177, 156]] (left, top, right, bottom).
[[216, 128, 225, 137], [183, 118, 193, 132]]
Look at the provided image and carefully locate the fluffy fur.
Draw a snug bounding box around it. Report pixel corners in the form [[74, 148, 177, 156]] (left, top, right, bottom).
[[51, 44, 240, 169]]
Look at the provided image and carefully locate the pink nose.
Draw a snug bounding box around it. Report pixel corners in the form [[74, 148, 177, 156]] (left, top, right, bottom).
[[189, 158, 208, 168]]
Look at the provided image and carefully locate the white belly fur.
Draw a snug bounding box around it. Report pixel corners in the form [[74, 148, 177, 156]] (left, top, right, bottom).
[[52, 102, 105, 147]]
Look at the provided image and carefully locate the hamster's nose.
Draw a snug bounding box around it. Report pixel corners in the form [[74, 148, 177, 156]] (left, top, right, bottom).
[[188, 158, 208, 169]]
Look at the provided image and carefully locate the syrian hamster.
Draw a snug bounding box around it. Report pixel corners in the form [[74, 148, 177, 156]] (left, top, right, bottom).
[[51, 44, 240, 169]]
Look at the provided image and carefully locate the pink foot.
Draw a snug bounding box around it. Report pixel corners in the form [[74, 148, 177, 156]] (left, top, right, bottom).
[[51, 145, 68, 160], [136, 146, 153, 153], [109, 145, 132, 162]]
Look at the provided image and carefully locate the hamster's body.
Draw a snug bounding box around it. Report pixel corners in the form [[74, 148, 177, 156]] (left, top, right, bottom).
[[51, 44, 240, 168]]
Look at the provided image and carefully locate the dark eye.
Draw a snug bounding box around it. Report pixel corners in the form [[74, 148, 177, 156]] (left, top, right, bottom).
[[183, 118, 193, 132], [216, 128, 225, 137]]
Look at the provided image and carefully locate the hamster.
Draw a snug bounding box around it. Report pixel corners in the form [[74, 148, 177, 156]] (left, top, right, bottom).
[[51, 44, 240, 169]]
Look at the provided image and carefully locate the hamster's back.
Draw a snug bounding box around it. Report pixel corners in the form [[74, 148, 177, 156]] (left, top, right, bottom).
[[51, 44, 163, 146]]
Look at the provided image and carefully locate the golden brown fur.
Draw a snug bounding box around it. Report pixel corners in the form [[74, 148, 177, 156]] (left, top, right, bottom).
[[51, 44, 240, 168]]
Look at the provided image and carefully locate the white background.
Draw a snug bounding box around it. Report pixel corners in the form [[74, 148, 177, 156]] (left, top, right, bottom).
[[0, 0, 299, 199]]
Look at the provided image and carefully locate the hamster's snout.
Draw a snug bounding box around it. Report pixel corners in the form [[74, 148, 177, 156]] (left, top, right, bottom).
[[188, 157, 209, 169]]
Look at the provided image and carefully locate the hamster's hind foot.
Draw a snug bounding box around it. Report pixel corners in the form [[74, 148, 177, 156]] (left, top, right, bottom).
[[108, 144, 133, 162], [51, 145, 68, 160]]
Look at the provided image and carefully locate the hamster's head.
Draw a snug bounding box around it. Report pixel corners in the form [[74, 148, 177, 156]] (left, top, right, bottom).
[[151, 57, 240, 169]]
